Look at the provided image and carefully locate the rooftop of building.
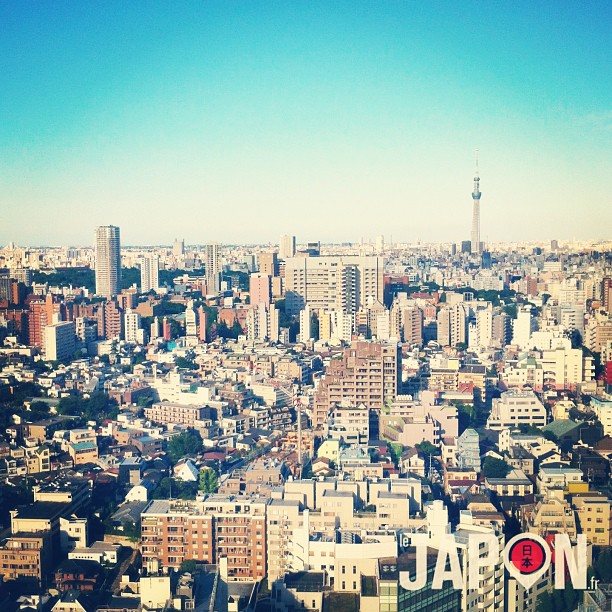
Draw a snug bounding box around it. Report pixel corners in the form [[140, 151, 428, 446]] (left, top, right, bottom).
[[542, 419, 583, 437], [284, 571, 325, 592], [71, 441, 97, 451], [14, 501, 68, 520]]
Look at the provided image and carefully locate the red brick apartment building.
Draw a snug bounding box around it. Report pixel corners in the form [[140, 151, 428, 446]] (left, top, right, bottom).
[[141, 495, 267, 581]]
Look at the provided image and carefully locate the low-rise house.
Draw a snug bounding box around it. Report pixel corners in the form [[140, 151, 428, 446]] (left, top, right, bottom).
[[173, 458, 199, 482], [69, 541, 121, 565], [537, 464, 584, 494], [125, 479, 157, 502], [484, 469, 533, 497]]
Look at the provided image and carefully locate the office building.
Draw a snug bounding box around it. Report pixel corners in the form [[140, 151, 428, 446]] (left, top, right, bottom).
[[259, 252, 279, 277], [246, 303, 279, 343], [104, 300, 123, 340], [437, 303, 468, 347], [284, 255, 384, 316], [95, 225, 121, 298], [140, 254, 159, 293], [172, 238, 184, 257], [44, 319, 76, 361], [455, 428, 481, 471], [204, 243, 221, 294], [512, 307, 535, 349], [144, 402, 207, 428], [486, 389, 547, 431], [124, 310, 141, 344], [279, 234, 296, 259], [250, 273, 272, 306], [141, 496, 267, 581], [185, 302, 197, 337]]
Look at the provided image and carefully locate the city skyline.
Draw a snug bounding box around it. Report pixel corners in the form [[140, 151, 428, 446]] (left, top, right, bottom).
[[1, 2, 611, 245]]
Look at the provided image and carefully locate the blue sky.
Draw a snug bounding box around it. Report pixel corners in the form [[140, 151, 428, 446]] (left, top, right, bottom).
[[1, 1, 611, 246]]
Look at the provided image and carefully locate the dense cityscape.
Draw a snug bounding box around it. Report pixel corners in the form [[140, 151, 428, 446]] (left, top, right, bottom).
[[1, 191, 612, 611], [2, 3, 611, 612]]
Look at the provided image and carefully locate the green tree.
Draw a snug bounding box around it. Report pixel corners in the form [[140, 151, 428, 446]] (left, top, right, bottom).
[[120, 267, 141, 290], [152, 477, 198, 500], [456, 404, 474, 435], [31, 267, 96, 292], [57, 392, 118, 423], [167, 431, 203, 463], [175, 356, 198, 370], [518, 423, 543, 435], [198, 467, 219, 493], [28, 401, 51, 420], [120, 520, 141, 543], [535, 592, 554, 612], [415, 441, 440, 456], [387, 442, 404, 467], [594, 548, 612, 582], [136, 391, 155, 408], [180, 559, 197, 573], [503, 304, 518, 319], [482, 456, 511, 478]]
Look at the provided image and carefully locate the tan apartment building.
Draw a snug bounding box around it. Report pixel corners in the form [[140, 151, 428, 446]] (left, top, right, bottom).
[[144, 401, 206, 428], [573, 492, 612, 545], [313, 341, 400, 429], [68, 429, 98, 466], [523, 494, 578, 539], [0, 532, 53, 586]]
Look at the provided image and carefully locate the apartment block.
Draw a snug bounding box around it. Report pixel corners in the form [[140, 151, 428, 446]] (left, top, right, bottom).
[[313, 341, 400, 429], [486, 389, 546, 431], [144, 402, 207, 428], [141, 496, 267, 581], [284, 255, 383, 316]]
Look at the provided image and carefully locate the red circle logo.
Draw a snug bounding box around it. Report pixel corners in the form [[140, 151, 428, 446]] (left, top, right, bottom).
[[508, 537, 547, 575]]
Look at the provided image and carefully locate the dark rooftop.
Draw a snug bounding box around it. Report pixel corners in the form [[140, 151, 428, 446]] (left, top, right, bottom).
[[284, 571, 325, 592], [15, 501, 68, 520]]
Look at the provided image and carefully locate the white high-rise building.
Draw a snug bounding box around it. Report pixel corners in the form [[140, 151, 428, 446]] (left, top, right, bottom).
[[140, 254, 159, 293], [95, 225, 121, 298], [437, 303, 469, 347], [44, 319, 76, 361], [487, 389, 546, 430], [468, 304, 493, 349], [205, 243, 221, 295], [512, 307, 535, 349], [299, 305, 313, 342], [185, 301, 197, 337], [246, 303, 279, 342], [124, 310, 141, 344], [279, 234, 296, 260], [330, 310, 354, 343], [284, 256, 384, 316]]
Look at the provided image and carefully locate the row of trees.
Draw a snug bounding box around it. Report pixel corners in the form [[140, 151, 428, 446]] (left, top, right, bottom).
[[56, 392, 119, 423]]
